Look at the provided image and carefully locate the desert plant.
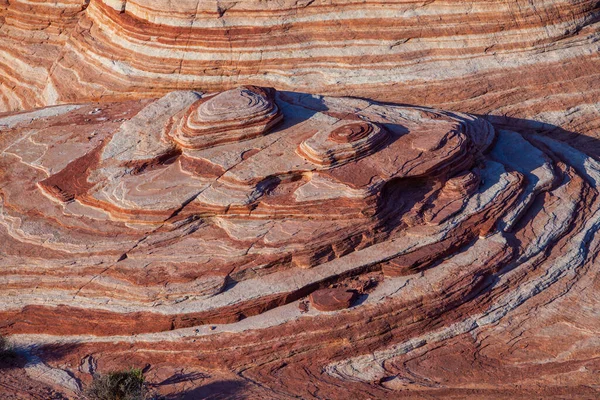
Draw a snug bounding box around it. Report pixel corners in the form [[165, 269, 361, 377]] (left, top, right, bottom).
[[85, 368, 149, 400], [0, 334, 16, 361]]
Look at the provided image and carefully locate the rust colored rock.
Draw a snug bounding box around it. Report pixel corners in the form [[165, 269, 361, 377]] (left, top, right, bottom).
[[309, 288, 357, 312], [1, 84, 600, 400], [1, 2, 600, 399], [0, 0, 598, 152]]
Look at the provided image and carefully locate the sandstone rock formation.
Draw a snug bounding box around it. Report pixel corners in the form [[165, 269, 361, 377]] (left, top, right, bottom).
[[309, 288, 357, 312], [2, 85, 600, 398], [1, 0, 599, 145]]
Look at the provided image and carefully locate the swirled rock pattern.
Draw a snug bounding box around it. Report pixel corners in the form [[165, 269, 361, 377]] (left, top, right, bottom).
[[2, 87, 600, 398], [168, 86, 282, 150], [0, 0, 599, 145], [298, 120, 389, 166]]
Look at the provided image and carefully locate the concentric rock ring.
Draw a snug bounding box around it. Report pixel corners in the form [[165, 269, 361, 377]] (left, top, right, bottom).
[[329, 121, 373, 143], [169, 86, 282, 149], [297, 120, 389, 166]]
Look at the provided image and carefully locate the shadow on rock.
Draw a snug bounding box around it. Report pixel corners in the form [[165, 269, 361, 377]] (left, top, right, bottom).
[[0, 350, 24, 370], [152, 371, 210, 387], [34, 342, 82, 364], [164, 380, 247, 400]]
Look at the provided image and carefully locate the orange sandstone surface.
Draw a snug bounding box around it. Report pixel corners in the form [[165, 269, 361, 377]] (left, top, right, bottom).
[[0, 85, 599, 398], [0, 1, 600, 398], [0, 0, 599, 139]]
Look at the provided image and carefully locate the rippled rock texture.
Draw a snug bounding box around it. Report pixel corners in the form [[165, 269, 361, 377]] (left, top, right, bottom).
[[2, 86, 600, 398], [1, 0, 599, 144]]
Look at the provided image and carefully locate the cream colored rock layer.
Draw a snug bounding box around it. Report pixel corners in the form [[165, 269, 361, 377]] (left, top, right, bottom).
[[1, 0, 598, 142]]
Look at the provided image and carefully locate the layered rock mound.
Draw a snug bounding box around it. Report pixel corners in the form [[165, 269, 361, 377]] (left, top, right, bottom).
[[2, 87, 600, 398], [1, 0, 599, 144]]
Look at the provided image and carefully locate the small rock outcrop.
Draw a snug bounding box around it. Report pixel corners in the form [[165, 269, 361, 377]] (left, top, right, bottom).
[[309, 288, 357, 312]]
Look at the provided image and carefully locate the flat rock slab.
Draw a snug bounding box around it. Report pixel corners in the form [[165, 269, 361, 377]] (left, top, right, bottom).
[[309, 288, 357, 312]]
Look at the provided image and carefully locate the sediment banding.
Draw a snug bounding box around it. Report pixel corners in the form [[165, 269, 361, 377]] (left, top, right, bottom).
[[1, 87, 600, 398]]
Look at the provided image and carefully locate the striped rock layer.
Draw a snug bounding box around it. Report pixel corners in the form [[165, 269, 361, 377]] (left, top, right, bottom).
[[1, 0, 599, 145], [2, 87, 600, 398]]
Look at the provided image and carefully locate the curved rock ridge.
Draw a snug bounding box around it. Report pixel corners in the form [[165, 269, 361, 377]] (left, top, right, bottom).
[[1, 88, 600, 398], [1, 0, 598, 143]]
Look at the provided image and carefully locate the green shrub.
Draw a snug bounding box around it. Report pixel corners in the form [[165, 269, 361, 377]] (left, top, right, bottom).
[[85, 368, 149, 400]]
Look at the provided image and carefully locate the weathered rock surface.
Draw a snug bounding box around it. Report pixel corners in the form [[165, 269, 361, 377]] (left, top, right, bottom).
[[309, 288, 357, 312], [1, 86, 600, 398], [1, 0, 599, 145]]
